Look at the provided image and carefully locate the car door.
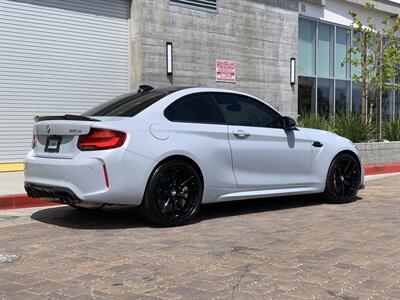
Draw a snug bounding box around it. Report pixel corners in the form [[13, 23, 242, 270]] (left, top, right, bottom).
[[212, 93, 313, 190], [164, 93, 237, 191]]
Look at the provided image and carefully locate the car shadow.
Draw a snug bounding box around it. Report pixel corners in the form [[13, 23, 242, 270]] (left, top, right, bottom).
[[29, 194, 351, 230], [31, 205, 152, 229], [199, 194, 362, 222], [198, 194, 323, 221]]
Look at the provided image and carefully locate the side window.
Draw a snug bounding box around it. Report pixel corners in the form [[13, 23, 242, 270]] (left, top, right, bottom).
[[212, 93, 283, 129], [164, 93, 225, 124]]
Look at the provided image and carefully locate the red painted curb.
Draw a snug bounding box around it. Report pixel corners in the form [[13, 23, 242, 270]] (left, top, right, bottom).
[[0, 194, 60, 210], [364, 163, 400, 176], [1, 163, 400, 210]]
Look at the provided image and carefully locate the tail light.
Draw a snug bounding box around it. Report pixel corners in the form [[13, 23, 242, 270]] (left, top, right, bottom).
[[32, 135, 36, 149], [78, 128, 126, 151]]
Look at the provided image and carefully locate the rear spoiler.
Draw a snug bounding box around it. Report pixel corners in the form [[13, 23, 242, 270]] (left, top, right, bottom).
[[34, 115, 100, 122]]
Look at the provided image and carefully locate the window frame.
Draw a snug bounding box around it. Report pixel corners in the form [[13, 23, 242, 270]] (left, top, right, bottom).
[[298, 16, 356, 118], [298, 16, 398, 122], [163, 92, 226, 125], [210, 92, 284, 129]]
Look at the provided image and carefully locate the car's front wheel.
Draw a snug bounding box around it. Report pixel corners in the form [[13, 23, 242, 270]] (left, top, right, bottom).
[[140, 160, 203, 227], [324, 153, 362, 204]]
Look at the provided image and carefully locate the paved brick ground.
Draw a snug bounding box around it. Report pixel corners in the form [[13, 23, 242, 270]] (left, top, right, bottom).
[[1, 175, 400, 299]]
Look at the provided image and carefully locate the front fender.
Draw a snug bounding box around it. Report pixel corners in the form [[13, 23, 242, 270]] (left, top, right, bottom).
[[301, 128, 363, 191]]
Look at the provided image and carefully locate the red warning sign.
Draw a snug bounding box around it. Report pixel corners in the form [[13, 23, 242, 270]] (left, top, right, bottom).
[[216, 59, 236, 83]]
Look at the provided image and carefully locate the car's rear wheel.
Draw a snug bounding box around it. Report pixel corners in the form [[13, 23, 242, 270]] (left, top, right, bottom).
[[140, 160, 203, 227], [69, 202, 105, 210], [324, 153, 361, 204]]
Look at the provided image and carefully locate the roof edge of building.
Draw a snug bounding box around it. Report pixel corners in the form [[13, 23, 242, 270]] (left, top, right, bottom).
[[349, 0, 400, 17], [303, 0, 399, 17]]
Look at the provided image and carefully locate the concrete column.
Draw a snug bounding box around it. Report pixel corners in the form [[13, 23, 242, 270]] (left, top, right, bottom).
[[129, 0, 143, 91]]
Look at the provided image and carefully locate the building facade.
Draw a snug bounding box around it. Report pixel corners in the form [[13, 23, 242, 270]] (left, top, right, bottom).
[[0, 0, 399, 169], [298, 0, 400, 120]]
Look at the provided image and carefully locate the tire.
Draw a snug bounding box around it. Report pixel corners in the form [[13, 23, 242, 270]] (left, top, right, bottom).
[[69, 202, 105, 210], [323, 153, 361, 204], [140, 160, 203, 227]]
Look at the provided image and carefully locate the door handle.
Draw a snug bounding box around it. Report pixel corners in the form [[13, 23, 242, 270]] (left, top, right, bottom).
[[312, 141, 323, 148], [233, 130, 250, 139]]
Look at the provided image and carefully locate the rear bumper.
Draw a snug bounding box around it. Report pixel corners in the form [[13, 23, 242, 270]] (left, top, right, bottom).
[[24, 149, 157, 205]]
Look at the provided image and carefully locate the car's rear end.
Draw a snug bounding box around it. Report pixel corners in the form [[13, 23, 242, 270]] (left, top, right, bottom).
[[24, 87, 185, 206], [24, 116, 138, 205]]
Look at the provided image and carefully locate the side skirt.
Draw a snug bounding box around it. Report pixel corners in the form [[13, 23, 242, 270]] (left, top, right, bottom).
[[214, 187, 322, 203]]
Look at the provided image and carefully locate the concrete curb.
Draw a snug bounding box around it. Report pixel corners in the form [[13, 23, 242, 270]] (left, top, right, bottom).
[[364, 163, 400, 176], [0, 194, 60, 210], [1, 163, 400, 210]]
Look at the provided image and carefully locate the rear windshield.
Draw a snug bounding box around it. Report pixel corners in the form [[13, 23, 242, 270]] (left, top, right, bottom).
[[83, 90, 176, 117]]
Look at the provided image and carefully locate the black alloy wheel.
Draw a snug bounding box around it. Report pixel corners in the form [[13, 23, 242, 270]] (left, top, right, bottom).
[[324, 153, 361, 203], [140, 160, 203, 226]]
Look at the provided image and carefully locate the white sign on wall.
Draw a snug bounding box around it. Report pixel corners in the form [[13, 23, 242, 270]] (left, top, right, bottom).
[[216, 59, 236, 83]]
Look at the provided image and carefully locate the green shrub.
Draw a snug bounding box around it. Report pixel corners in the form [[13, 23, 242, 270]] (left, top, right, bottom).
[[298, 113, 331, 131], [333, 114, 372, 143], [383, 119, 400, 141]]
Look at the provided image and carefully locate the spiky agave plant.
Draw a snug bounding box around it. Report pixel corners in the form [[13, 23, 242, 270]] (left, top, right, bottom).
[[333, 114, 372, 143], [297, 113, 331, 131], [382, 119, 400, 141]]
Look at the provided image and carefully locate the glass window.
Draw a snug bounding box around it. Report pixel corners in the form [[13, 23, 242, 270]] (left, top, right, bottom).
[[164, 93, 225, 124], [298, 76, 316, 115], [299, 18, 316, 76], [317, 23, 334, 77], [335, 80, 351, 115], [296, 18, 398, 125], [84, 89, 180, 117], [382, 91, 394, 121], [213, 93, 283, 128], [336, 27, 351, 79], [352, 82, 362, 114], [317, 78, 334, 117]]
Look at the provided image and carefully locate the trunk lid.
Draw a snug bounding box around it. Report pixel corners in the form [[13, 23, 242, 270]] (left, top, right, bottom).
[[32, 115, 129, 158], [33, 119, 97, 159]]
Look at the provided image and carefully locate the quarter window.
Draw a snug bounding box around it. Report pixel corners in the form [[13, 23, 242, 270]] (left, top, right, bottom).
[[212, 93, 283, 129], [164, 93, 225, 124]]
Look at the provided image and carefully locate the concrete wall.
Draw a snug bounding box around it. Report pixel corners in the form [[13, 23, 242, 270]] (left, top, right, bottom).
[[131, 0, 299, 117], [356, 142, 400, 165]]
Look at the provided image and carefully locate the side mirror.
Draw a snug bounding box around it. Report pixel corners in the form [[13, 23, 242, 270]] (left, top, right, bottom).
[[282, 116, 297, 131]]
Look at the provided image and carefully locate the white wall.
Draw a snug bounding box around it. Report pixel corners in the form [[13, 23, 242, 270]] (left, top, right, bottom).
[[299, 0, 396, 29]]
